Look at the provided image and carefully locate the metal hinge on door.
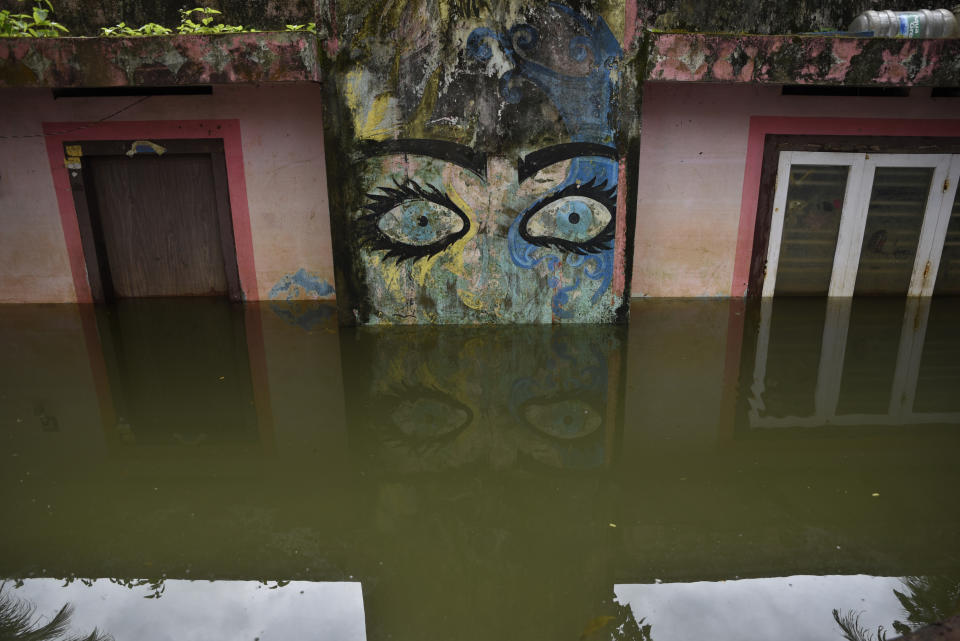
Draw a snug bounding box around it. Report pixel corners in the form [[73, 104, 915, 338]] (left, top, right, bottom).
[[945, 178, 951, 193]]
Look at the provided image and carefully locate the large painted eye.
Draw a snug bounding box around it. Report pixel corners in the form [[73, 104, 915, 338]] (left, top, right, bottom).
[[360, 180, 471, 263], [378, 201, 465, 247], [523, 398, 602, 440], [524, 196, 611, 243], [518, 179, 617, 254]]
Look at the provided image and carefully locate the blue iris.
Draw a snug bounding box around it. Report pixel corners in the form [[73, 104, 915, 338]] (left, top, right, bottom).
[[555, 200, 593, 238], [397, 202, 439, 244]]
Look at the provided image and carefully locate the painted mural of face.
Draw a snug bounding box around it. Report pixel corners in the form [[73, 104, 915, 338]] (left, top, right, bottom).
[[337, 3, 626, 324]]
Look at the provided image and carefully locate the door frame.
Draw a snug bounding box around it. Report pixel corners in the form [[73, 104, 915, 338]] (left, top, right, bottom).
[[761, 151, 960, 297], [43, 119, 258, 303], [66, 138, 243, 302], [733, 118, 960, 298]]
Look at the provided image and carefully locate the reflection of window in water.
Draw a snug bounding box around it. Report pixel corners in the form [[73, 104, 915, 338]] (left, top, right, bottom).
[[747, 298, 960, 429]]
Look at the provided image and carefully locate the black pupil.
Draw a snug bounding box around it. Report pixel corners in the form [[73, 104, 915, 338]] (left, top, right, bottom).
[[417, 215, 429, 227], [567, 212, 580, 225]]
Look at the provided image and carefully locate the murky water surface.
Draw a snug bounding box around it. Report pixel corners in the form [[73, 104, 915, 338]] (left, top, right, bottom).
[[1, 298, 958, 640]]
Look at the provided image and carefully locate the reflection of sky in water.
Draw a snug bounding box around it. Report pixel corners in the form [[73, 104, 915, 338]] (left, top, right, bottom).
[[9, 579, 366, 641], [616, 575, 905, 641]]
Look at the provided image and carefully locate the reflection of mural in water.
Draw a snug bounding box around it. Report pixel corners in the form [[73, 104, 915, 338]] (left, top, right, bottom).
[[340, 325, 624, 471], [338, 325, 628, 639], [321, 0, 635, 324]]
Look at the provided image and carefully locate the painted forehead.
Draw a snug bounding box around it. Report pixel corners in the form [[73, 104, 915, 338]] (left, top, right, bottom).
[[344, 5, 623, 151], [360, 139, 619, 181]]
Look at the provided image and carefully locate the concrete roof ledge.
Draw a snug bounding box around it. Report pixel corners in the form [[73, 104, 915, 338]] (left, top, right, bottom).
[[645, 31, 960, 87], [0, 32, 320, 88]]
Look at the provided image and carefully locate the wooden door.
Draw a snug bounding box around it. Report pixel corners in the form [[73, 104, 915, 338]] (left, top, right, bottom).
[[68, 140, 242, 301]]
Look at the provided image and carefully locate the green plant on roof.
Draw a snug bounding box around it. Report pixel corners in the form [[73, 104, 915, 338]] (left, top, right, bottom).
[[284, 22, 317, 33], [0, 0, 69, 37], [177, 7, 250, 34], [100, 22, 173, 36]]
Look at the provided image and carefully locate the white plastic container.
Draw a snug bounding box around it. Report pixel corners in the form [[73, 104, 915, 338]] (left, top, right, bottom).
[[848, 9, 959, 37]]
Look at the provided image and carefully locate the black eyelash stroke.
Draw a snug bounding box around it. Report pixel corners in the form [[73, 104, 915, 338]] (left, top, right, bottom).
[[357, 178, 471, 263], [518, 179, 617, 255]]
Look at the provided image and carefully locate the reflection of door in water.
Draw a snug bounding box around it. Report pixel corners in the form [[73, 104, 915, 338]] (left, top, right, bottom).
[[70, 140, 241, 301], [98, 299, 259, 446]]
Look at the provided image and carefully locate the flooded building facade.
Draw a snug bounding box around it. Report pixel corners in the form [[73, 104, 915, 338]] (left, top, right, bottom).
[[0, 41, 334, 304], [2, 2, 960, 638], [1, 0, 959, 318]]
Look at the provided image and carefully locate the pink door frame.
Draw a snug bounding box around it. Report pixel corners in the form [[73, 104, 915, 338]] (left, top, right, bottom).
[[731, 116, 960, 298], [43, 119, 258, 302]]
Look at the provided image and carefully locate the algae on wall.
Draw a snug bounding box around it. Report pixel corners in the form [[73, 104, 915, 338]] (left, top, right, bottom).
[[0, 0, 314, 35], [636, 0, 959, 34], [6, 0, 956, 36], [319, 0, 639, 324]]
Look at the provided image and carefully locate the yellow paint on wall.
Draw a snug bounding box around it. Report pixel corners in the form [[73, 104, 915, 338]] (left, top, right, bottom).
[[457, 289, 486, 311], [372, 253, 410, 307], [409, 183, 477, 287], [361, 93, 395, 140], [343, 68, 395, 141]]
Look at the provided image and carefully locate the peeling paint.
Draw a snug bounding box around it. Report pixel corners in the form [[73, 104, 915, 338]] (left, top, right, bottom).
[[269, 269, 335, 300], [646, 32, 960, 86], [0, 33, 319, 88]]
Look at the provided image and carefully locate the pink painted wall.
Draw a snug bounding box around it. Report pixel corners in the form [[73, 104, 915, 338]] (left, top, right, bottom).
[[6, 81, 960, 303], [0, 85, 333, 303], [632, 83, 960, 297]]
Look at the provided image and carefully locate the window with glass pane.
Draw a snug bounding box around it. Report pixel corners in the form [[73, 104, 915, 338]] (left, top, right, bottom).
[[933, 188, 960, 295], [853, 167, 933, 295], [774, 165, 847, 296]]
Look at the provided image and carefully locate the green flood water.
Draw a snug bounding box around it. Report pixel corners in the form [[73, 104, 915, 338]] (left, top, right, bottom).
[[0, 298, 958, 641]]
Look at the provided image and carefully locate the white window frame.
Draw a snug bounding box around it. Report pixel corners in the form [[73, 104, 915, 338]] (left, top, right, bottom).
[[762, 152, 960, 298]]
